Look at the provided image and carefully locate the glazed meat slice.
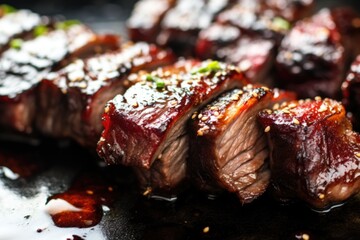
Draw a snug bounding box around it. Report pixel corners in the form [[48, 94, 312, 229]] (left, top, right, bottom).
[[37, 42, 175, 147], [217, 3, 291, 45], [196, 23, 275, 84], [189, 85, 274, 203], [0, 8, 42, 53], [0, 23, 120, 134], [342, 55, 360, 131], [276, 8, 360, 98], [127, 0, 175, 43], [259, 0, 314, 23], [157, 0, 230, 55], [258, 98, 360, 210], [97, 60, 249, 191]]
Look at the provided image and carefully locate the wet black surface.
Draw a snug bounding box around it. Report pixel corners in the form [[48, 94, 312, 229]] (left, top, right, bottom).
[[1, 1, 360, 239], [1, 140, 360, 240]]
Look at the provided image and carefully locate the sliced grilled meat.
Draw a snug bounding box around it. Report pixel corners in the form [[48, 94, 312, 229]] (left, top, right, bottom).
[[196, 23, 275, 84], [37, 42, 175, 147], [342, 55, 360, 130], [276, 8, 360, 98], [0, 23, 120, 134], [0, 9, 42, 53], [217, 3, 291, 45], [258, 98, 360, 210], [97, 60, 249, 191], [157, 0, 230, 55], [189, 85, 274, 203], [127, 0, 175, 43], [258, 0, 314, 23]]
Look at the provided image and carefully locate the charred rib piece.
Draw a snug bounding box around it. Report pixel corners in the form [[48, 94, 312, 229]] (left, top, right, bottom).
[[258, 98, 360, 210], [276, 8, 360, 98], [0, 23, 120, 134], [37, 42, 175, 147], [97, 61, 249, 191], [0, 9, 42, 53], [258, 0, 314, 23], [189, 85, 274, 203], [127, 0, 175, 43], [157, 0, 230, 55], [217, 3, 291, 45], [342, 55, 360, 131], [196, 23, 275, 84]]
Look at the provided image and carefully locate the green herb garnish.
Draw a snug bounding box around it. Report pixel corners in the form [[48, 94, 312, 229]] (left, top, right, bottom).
[[146, 74, 155, 82], [55, 19, 81, 30], [10, 38, 23, 50], [33, 25, 49, 37], [272, 17, 291, 31], [156, 79, 165, 89], [0, 4, 16, 15], [192, 61, 222, 75]]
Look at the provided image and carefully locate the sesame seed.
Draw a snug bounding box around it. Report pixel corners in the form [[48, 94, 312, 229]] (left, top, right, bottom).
[[158, 154, 163, 159], [288, 103, 297, 109], [104, 105, 110, 114], [315, 96, 322, 101], [281, 102, 288, 108], [231, 94, 240, 101], [298, 100, 304, 104], [273, 103, 280, 110], [318, 193, 325, 199], [302, 233, 310, 240], [264, 126, 271, 132], [214, 111, 220, 116], [132, 102, 139, 108], [293, 118, 300, 125], [262, 87, 270, 91], [210, 106, 218, 111], [203, 227, 210, 233], [355, 152, 360, 158], [197, 130, 204, 136], [143, 187, 152, 196], [265, 109, 273, 114], [238, 90, 244, 95], [282, 109, 290, 114], [252, 92, 258, 98], [318, 105, 328, 113], [201, 116, 209, 121], [198, 114, 203, 119], [192, 112, 198, 119]]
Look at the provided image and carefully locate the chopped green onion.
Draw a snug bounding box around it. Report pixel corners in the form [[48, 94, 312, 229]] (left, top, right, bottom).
[[272, 17, 291, 31], [55, 19, 81, 30], [156, 79, 165, 89], [146, 74, 155, 82], [33, 25, 48, 37], [10, 38, 23, 50], [0, 4, 16, 15], [192, 61, 222, 75]]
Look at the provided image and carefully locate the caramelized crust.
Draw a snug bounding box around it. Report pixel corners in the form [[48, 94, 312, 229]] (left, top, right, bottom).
[[276, 8, 360, 98], [258, 98, 360, 210], [37, 42, 175, 147], [98, 60, 249, 190]]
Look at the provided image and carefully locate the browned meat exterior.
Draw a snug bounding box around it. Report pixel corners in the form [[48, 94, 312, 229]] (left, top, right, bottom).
[[257, 0, 314, 22], [196, 23, 275, 84], [342, 55, 360, 131], [157, 0, 230, 54], [217, 3, 291, 45], [37, 42, 175, 147], [258, 98, 360, 210], [127, 0, 175, 43], [276, 8, 360, 99], [189, 85, 274, 203], [0, 9, 42, 53], [97, 60, 249, 190], [0, 23, 120, 134]]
